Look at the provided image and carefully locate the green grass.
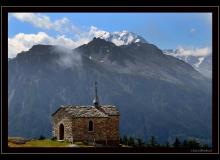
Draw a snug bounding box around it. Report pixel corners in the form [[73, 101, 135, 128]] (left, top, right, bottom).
[[8, 137, 71, 147], [8, 137, 96, 147], [74, 142, 84, 145], [8, 137, 119, 148], [24, 139, 71, 147]]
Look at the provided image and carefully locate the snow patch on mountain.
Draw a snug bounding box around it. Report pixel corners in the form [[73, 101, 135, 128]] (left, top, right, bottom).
[[163, 48, 212, 79], [195, 57, 205, 68], [89, 26, 148, 46], [9, 27, 149, 58]]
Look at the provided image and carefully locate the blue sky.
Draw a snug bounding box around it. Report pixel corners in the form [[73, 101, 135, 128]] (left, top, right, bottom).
[[8, 13, 212, 58]]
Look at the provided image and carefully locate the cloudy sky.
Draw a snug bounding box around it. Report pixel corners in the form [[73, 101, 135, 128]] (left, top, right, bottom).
[[8, 13, 212, 58]]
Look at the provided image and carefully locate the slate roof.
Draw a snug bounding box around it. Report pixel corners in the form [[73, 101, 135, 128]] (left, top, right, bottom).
[[52, 105, 119, 118]]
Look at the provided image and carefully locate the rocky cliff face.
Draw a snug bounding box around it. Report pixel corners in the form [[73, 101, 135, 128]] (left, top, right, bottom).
[[8, 38, 212, 144]]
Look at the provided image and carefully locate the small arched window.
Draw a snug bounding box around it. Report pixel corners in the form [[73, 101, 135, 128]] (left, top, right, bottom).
[[88, 120, 93, 131]]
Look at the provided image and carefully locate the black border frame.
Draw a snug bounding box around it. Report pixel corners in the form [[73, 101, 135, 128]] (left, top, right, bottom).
[[1, 6, 219, 155]]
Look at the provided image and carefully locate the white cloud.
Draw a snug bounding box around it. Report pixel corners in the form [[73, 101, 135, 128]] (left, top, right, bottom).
[[8, 32, 90, 58], [8, 14, 148, 58], [8, 25, 113, 58], [11, 13, 52, 29], [11, 13, 81, 34], [53, 46, 82, 69], [190, 28, 196, 33], [176, 46, 211, 57], [8, 32, 50, 58], [9, 13, 148, 58]]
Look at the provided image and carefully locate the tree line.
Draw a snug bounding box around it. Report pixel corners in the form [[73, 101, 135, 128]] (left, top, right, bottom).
[[120, 135, 210, 149]]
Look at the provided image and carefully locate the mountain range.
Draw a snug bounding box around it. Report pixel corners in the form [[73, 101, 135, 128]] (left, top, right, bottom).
[[91, 29, 212, 79], [163, 49, 212, 79], [90, 28, 148, 46], [8, 35, 212, 145]]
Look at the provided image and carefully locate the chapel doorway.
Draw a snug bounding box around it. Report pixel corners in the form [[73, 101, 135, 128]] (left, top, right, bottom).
[[59, 123, 64, 140]]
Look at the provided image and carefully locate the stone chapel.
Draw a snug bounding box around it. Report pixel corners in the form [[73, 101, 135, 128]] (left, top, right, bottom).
[[51, 82, 120, 145]]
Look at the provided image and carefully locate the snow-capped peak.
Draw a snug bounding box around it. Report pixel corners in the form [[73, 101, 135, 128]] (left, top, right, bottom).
[[89, 26, 148, 46], [163, 48, 212, 78]]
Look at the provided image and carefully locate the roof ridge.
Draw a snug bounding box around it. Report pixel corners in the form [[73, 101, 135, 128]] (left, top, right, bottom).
[[52, 104, 119, 117]]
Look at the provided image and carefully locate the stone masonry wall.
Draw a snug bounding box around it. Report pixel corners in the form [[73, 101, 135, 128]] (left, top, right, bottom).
[[52, 110, 120, 145], [72, 117, 108, 143], [72, 116, 120, 145], [52, 109, 73, 141], [106, 116, 120, 144]]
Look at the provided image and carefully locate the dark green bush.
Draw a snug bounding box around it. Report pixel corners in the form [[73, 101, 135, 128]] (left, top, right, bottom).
[[38, 135, 46, 140], [51, 136, 57, 141]]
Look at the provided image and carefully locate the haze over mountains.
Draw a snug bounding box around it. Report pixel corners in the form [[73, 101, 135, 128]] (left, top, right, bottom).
[[8, 32, 212, 145], [163, 49, 212, 79]]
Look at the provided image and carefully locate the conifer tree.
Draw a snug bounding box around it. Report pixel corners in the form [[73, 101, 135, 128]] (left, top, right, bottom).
[[137, 138, 145, 147], [173, 137, 181, 147], [147, 136, 158, 147], [165, 141, 170, 148]]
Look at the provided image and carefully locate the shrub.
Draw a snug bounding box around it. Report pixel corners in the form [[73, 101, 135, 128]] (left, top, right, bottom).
[[136, 138, 145, 147], [38, 135, 46, 140], [51, 136, 57, 141], [128, 136, 135, 146], [83, 141, 89, 145], [186, 139, 201, 149], [165, 141, 170, 148], [147, 136, 158, 147], [173, 137, 181, 147], [122, 135, 128, 145]]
